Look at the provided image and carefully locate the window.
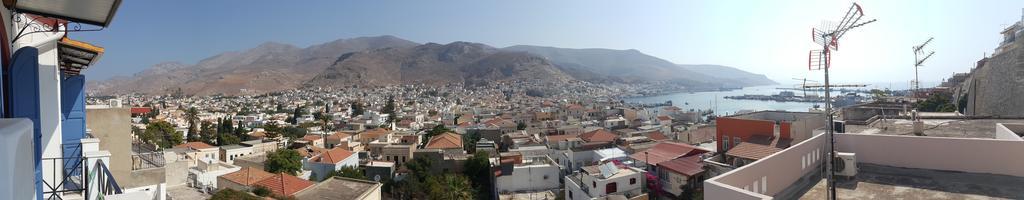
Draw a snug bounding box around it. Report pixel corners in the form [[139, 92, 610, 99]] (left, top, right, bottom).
[[605, 182, 617, 194], [630, 178, 637, 185], [734, 136, 741, 146], [592, 181, 596, 188], [723, 136, 730, 150], [568, 191, 573, 199]]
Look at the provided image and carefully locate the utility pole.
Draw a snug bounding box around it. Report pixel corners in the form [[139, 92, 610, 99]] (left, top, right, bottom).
[[808, 3, 876, 200]]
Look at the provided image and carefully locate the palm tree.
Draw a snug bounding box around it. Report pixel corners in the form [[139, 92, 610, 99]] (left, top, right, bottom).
[[427, 174, 475, 200]]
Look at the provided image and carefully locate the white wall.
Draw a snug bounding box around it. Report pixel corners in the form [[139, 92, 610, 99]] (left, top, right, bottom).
[[836, 133, 1024, 177], [0, 119, 36, 200], [496, 164, 561, 193], [705, 133, 825, 198]]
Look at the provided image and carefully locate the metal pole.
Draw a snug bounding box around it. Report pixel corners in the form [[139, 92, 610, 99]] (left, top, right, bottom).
[[822, 35, 837, 200]]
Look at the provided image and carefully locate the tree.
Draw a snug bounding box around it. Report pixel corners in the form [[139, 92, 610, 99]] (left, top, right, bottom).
[[915, 93, 956, 112], [234, 125, 249, 141], [463, 152, 493, 200], [209, 188, 259, 200], [291, 106, 305, 125], [325, 166, 367, 181], [252, 186, 271, 197], [383, 96, 397, 127], [276, 104, 285, 113], [426, 174, 475, 200], [517, 121, 527, 130], [263, 122, 282, 139], [318, 113, 334, 131], [422, 125, 451, 147], [218, 133, 241, 146], [185, 107, 200, 142], [144, 121, 182, 148], [350, 101, 364, 116], [200, 121, 217, 145], [265, 149, 303, 175]]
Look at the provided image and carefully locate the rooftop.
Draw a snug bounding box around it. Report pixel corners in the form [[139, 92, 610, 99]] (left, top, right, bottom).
[[254, 172, 316, 197], [796, 164, 1024, 200], [294, 177, 381, 200], [845, 119, 1024, 139]]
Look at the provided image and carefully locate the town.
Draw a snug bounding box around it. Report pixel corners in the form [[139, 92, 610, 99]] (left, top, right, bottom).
[[2, 1, 1024, 200]]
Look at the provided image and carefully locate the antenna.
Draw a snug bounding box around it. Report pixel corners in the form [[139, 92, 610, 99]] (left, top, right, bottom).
[[792, 77, 820, 97], [807, 3, 876, 200], [912, 37, 935, 97]]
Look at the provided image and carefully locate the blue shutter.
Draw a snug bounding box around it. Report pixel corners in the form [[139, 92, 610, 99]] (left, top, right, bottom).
[[61, 74, 86, 177], [8, 47, 43, 200]]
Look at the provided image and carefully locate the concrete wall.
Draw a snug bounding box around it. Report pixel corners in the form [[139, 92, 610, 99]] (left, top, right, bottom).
[[996, 123, 1024, 141], [716, 118, 776, 152], [705, 133, 825, 198], [85, 108, 134, 182], [787, 116, 826, 142], [495, 164, 561, 192], [835, 133, 1024, 177], [704, 181, 769, 200]]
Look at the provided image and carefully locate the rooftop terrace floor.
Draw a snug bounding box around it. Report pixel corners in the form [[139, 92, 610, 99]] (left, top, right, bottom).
[[798, 164, 1024, 200]]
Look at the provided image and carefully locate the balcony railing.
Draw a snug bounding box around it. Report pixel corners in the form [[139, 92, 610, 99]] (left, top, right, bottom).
[[42, 156, 85, 200], [42, 143, 122, 200]]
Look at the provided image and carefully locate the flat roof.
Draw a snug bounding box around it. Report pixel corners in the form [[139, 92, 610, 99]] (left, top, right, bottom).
[[294, 177, 381, 200], [796, 164, 1024, 199], [845, 119, 1024, 139]]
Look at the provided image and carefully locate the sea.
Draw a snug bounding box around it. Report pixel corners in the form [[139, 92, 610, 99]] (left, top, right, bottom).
[[623, 82, 935, 116]]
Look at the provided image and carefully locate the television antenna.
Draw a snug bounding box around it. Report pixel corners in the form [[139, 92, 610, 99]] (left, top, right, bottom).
[[807, 3, 876, 200], [912, 37, 935, 96], [792, 78, 820, 97]]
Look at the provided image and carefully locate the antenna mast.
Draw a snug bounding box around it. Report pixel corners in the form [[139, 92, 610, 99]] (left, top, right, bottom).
[[807, 3, 876, 200], [913, 37, 935, 96]]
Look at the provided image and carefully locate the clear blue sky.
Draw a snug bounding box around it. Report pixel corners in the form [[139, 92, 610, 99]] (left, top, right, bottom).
[[73, 0, 1024, 87]]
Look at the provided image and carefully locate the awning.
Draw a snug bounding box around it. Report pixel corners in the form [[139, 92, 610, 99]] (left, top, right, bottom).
[[58, 37, 104, 76], [10, 0, 122, 27]]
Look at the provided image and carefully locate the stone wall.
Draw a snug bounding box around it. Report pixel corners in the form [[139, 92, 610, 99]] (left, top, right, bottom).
[[964, 39, 1024, 117]]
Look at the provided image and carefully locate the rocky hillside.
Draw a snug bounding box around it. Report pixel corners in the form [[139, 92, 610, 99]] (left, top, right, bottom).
[[88, 35, 420, 95], [307, 42, 571, 87], [89, 35, 777, 96]]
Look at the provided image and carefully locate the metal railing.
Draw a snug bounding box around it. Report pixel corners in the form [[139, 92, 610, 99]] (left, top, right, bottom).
[[42, 156, 86, 200], [90, 159, 123, 197], [132, 142, 165, 170], [42, 143, 123, 200]]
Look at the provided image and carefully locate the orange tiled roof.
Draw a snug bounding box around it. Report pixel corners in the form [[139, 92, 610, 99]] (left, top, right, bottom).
[[629, 142, 707, 165], [580, 129, 617, 143], [725, 135, 792, 161], [174, 141, 216, 150], [254, 172, 315, 197], [647, 131, 669, 141], [361, 128, 389, 138], [301, 134, 322, 142], [220, 167, 274, 186], [425, 132, 462, 149], [296, 146, 328, 158], [312, 147, 355, 164], [325, 132, 351, 141]]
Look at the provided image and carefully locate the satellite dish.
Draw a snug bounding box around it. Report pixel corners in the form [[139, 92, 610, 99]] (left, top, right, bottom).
[[374, 174, 382, 182]]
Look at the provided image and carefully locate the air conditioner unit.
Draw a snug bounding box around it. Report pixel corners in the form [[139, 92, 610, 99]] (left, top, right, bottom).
[[833, 152, 857, 177]]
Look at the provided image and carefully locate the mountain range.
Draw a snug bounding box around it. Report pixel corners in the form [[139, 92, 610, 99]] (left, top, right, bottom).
[[87, 35, 776, 95]]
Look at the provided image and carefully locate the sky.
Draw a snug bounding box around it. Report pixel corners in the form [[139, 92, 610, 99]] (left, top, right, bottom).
[[73, 0, 1024, 88]]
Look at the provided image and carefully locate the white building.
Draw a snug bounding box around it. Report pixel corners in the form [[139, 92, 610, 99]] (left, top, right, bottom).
[[187, 158, 241, 192], [219, 144, 254, 165], [495, 155, 561, 193], [303, 147, 359, 181], [564, 162, 646, 200]]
